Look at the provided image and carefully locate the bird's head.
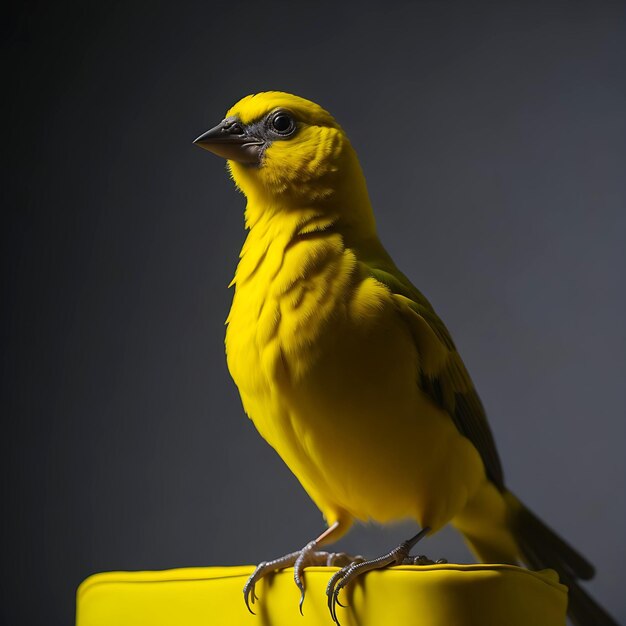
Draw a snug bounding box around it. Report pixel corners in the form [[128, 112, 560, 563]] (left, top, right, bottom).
[[194, 92, 372, 225]]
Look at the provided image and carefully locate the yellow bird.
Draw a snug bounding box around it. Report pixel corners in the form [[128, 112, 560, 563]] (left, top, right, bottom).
[[194, 92, 616, 626]]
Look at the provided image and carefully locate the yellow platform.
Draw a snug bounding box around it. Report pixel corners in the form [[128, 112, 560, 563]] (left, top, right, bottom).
[[76, 564, 567, 626]]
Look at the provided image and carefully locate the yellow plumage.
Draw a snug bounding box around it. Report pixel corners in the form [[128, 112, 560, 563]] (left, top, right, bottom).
[[194, 91, 614, 625], [224, 92, 508, 552]]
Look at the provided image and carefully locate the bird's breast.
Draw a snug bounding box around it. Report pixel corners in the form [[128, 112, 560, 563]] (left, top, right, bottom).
[[226, 224, 359, 396], [225, 224, 483, 528]]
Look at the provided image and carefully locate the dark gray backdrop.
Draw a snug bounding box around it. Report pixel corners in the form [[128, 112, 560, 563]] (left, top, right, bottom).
[[2, 1, 625, 624]]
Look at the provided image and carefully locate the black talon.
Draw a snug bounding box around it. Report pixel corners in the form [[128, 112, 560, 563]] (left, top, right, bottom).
[[327, 582, 336, 618], [243, 584, 256, 615], [327, 575, 342, 624], [298, 592, 305, 616], [326, 569, 350, 624], [336, 591, 348, 608], [293, 540, 316, 615], [295, 578, 305, 614], [326, 588, 334, 621], [332, 589, 342, 625], [243, 561, 268, 615], [295, 569, 307, 616]]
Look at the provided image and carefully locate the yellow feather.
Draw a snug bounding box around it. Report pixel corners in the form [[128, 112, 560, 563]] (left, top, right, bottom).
[[203, 91, 615, 626], [223, 92, 497, 543]]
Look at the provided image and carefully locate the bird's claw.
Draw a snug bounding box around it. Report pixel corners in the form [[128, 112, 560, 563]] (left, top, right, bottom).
[[294, 540, 317, 614], [243, 554, 299, 614], [401, 554, 448, 565], [325, 540, 438, 623], [244, 560, 269, 614], [243, 577, 257, 614], [245, 536, 439, 622], [243, 543, 362, 616], [328, 588, 341, 624], [325, 557, 366, 624]]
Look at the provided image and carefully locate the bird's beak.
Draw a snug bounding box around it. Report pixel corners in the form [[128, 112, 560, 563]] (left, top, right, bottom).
[[193, 118, 264, 165]]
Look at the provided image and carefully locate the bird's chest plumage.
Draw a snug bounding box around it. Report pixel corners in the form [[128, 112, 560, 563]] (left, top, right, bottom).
[[226, 219, 359, 403], [225, 216, 479, 528]]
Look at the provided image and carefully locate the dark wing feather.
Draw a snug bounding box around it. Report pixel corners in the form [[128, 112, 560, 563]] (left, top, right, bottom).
[[370, 266, 504, 489]]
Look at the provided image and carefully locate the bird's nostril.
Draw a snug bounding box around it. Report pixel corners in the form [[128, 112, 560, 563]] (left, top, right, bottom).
[[224, 122, 244, 135]]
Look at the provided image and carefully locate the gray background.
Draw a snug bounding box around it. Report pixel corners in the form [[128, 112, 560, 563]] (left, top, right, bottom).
[[2, 1, 625, 624]]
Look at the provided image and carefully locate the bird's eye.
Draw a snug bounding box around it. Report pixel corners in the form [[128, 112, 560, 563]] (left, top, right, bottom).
[[269, 111, 296, 136]]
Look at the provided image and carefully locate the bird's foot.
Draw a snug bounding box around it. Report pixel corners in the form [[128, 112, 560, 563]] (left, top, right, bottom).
[[243, 541, 364, 615], [402, 554, 448, 565], [326, 527, 431, 624]]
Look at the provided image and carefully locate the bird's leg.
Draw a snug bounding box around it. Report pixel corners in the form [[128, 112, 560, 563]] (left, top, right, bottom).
[[326, 526, 431, 624], [243, 521, 364, 615]]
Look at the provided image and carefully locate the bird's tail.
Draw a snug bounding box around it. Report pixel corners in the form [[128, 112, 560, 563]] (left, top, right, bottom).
[[504, 491, 618, 626]]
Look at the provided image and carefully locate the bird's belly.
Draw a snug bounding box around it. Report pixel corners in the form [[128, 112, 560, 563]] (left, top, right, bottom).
[[238, 292, 485, 532]]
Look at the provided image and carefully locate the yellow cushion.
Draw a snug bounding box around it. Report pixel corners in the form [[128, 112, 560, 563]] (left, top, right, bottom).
[[76, 564, 567, 626]]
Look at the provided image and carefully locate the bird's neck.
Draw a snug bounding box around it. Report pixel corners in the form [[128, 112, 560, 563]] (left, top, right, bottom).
[[232, 206, 343, 289], [240, 142, 378, 236], [233, 182, 390, 292]]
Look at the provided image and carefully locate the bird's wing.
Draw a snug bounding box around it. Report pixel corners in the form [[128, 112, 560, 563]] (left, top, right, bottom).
[[369, 266, 504, 489]]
